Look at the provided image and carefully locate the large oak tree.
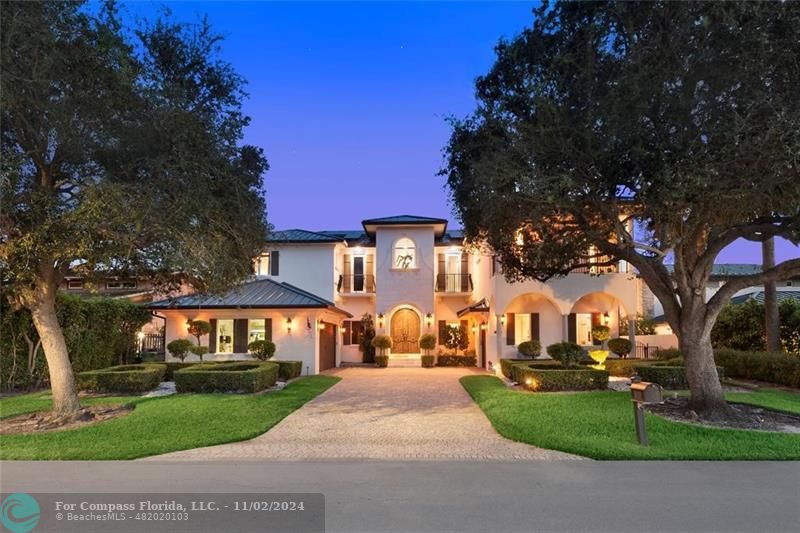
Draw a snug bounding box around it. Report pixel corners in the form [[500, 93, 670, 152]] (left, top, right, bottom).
[[442, 1, 800, 417], [1, 2, 270, 419]]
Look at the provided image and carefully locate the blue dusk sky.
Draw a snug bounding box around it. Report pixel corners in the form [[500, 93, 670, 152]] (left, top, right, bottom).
[[120, 1, 797, 264]]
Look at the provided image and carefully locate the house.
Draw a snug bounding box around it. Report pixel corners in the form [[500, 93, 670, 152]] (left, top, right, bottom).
[[147, 215, 644, 374]]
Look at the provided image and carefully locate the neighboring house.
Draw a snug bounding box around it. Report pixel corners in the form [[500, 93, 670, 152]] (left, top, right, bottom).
[[60, 275, 156, 304], [148, 215, 644, 374]]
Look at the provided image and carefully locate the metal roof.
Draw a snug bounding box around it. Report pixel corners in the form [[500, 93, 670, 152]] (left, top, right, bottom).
[[360, 215, 449, 225], [147, 278, 352, 316], [664, 263, 763, 278], [729, 288, 800, 306], [267, 229, 344, 243]]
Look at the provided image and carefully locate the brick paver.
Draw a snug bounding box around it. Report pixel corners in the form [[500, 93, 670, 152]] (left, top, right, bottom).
[[149, 367, 583, 461]]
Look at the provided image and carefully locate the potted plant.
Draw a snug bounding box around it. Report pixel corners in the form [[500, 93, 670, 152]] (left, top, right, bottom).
[[419, 333, 436, 368], [517, 340, 541, 359], [167, 339, 193, 362], [371, 335, 392, 367], [248, 339, 276, 361]]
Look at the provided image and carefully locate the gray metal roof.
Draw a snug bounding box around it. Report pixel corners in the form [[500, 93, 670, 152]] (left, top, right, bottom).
[[730, 288, 800, 306], [147, 278, 352, 316], [267, 229, 344, 243], [361, 215, 449, 225], [664, 263, 762, 277]]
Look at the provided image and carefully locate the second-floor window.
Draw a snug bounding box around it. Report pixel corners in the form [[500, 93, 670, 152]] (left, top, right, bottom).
[[394, 238, 416, 269], [106, 280, 136, 290], [256, 251, 280, 276]]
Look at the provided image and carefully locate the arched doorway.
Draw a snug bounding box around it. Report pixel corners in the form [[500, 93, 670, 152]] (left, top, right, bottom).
[[390, 308, 420, 353]]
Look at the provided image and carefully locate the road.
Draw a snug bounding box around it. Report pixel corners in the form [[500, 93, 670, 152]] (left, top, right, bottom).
[[2, 460, 798, 532]]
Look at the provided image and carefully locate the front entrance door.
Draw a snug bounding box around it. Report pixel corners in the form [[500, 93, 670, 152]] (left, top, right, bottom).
[[390, 309, 420, 353], [480, 327, 487, 368], [319, 322, 336, 371]]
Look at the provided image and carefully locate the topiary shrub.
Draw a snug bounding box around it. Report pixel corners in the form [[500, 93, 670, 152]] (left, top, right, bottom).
[[371, 335, 392, 356], [513, 365, 609, 392], [275, 360, 302, 380], [190, 345, 209, 362], [517, 340, 541, 359], [635, 364, 725, 390], [77, 364, 166, 393], [421, 354, 435, 368], [546, 342, 584, 368], [167, 339, 194, 362], [187, 319, 211, 346], [436, 355, 477, 367], [248, 339, 276, 361], [607, 338, 632, 358], [419, 333, 437, 355], [591, 325, 610, 345], [374, 354, 389, 368], [174, 362, 278, 393]]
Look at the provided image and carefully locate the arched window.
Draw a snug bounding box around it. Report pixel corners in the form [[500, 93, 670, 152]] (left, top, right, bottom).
[[393, 237, 416, 269]]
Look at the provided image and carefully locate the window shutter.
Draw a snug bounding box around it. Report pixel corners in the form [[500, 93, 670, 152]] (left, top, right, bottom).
[[343, 254, 351, 292], [234, 319, 249, 353], [209, 319, 217, 353], [460, 254, 469, 291], [438, 320, 447, 345], [568, 313, 577, 343], [265, 318, 272, 341], [437, 253, 445, 291], [342, 321, 351, 345], [270, 251, 280, 276], [351, 321, 363, 346], [531, 313, 540, 341], [506, 313, 515, 346], [366, 255, 374, 290]]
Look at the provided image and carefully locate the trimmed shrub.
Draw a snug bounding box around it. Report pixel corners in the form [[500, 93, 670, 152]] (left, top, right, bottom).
[[591, 325, 610, 344], [421, 354, 435, 368], [517, 340, 541, 359], [605, 359, 658, 377], [608, 338, 632, 358], [513, 365, 609, 392], [499, 358, 530, 379], [546, 342, 584, 368], [419, 333, 437, 355], [714, 349, 800, 388], [275, 360, 302, 380], [248, 339, 276, 361], [77, 364, 166, 393], [167, 339, 193, 361], [174, 362, 278, 393], [655, 348, 682, 360], [162, 361, 201, 381], [372, 335, 392, 356], [190, 345, 209, 361], [374, 355, 389, 368], [635, 365, 725, 390], [436, 355, 477, 367]]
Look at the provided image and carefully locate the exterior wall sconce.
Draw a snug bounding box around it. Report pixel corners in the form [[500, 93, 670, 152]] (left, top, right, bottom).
[[602, 311, 610, 325], [500, 314, 506, 325], [471, 324, 478, 333], [480, 323, 488, 331], [377, 313, 385, 328], [425, 313, 433, 328], [285, 317, 293, 334], [318, 321, 326, 331]]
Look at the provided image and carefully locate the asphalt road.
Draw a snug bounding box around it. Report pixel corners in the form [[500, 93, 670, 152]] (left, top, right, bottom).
[[2, 460, 798, 533]]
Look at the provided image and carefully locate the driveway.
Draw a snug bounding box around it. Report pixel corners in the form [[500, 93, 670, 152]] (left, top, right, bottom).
[[150, 367, 581, 461]]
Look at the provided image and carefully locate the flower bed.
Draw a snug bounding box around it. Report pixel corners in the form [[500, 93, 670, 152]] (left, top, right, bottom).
[[77, 364, 166, 393], [174, 362, 278, 393], [512, 365, 609, 392]]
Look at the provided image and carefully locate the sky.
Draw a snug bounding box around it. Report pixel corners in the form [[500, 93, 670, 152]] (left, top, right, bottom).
[[120, 1, 798, 264]]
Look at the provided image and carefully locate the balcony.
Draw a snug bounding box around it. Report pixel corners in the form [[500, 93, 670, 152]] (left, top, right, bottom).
[[436, 273, 473, 293], [338, 274, 376, 294], [570, 254, 624, 274]]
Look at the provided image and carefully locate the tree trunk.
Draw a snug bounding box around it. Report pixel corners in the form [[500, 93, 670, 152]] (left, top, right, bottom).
[[679, 322, 729, 418], [28, 285, 81, 419], [762, 238, 780, 352]]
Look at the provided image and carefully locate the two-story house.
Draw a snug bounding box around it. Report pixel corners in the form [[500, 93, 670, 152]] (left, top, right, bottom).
[[149, 215, 643, 374]]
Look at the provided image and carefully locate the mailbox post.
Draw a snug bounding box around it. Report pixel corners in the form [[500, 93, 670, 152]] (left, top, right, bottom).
[[629, 381, 663, 446]]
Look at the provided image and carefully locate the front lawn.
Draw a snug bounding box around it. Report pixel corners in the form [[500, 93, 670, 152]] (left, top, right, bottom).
[[461, 376, 800, 460], [0, 375, 340, 460]]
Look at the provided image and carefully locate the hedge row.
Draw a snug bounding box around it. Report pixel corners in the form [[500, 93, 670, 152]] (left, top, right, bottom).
[[714, 349, 800, 389], [499, 358, 533, 379], [513, 365, 609, 392], [174, 362, 278, 393], [634, 365, 725, 390], [77, 364, 165, 393], [276, 360, 303, 380], [605, 359, 659, 377], [437, 355, 477, 367]]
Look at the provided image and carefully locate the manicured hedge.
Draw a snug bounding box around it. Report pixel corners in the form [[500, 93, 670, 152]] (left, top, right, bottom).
[[512, 365, 609, 392], [174, 362, 278, 393], [421, 355, 435, 368], [77, 364, 166, 393], [162, 362, 201, 381], [499, 358, 532, 379], [635, 364, 725, 390], [714, 349, 800, 389], [436, 355, 477, 367], [374, 355, 389, 368], [605, 359, 659, 377], [275, 360, 303, 380]]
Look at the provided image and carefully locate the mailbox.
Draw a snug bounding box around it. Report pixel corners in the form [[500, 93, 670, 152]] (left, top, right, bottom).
[[630, 381, 662, 404]]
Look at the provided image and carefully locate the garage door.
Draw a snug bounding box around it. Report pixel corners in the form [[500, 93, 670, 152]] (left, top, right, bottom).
[[319, 322, 336, 371]]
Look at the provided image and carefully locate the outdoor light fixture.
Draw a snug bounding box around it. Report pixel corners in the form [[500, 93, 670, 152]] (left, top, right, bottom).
[[318, 321, 326, 331], [377, 313, 385, 328], [471, 325, 478, 333], [603, 311, 610, 325], [500, 314, 507, 325], [480, 322, 488, 331], [425, 313, 433, 328], [136, 331, 145, 340], [286, 317, 293, 333]]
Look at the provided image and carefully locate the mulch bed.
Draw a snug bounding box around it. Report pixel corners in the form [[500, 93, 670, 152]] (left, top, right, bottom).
[[648, 397, 800, 433], [0, 405, 133, 435]]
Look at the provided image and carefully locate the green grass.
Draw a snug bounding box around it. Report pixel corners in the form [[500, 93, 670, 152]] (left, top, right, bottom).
[[0, 376, 340, 460], [461, 376, 800, 460]]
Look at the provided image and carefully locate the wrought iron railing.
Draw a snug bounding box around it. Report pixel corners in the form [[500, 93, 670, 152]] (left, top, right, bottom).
[[338, 274, 376, 293], [141, 333, 165, 354], [435, 273, 473, 293]]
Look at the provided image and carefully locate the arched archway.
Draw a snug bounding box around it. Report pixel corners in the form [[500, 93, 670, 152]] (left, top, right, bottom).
[[569, 292, 628, 346], [502, 293, 563, 357], [390, 308, 420, 353]]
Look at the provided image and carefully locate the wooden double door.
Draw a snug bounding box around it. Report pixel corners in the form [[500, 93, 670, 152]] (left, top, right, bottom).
[[390, 309, 420, 353]]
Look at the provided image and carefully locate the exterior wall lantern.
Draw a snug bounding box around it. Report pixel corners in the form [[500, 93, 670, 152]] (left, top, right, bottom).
[[425, 313, 433, 328], [317, 320, 326, 331], [602, 311, 610, 325], [480, 322, 488, 331], [500, 314, 507, 326], [471, 325, 478, 334], [285, 317, 293, 334], [377, 313, 385, 328]]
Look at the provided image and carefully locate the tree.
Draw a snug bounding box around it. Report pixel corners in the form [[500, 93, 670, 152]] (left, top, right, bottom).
[[762, 238, 781, 352], [444, 324, 469, 355], [1, 2, 270, 419], [712, 299, 800, 353], [359, 313, 376, 363], [187, 320, 211, 347], [441, 1, 800, 418], [167, 339, 193, 362]]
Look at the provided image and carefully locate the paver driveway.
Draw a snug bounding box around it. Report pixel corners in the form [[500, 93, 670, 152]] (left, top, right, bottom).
[[150, 367, 582, 461]]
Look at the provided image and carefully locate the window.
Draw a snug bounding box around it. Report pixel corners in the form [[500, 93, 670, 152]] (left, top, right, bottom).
[[106, 280, 136, 290], [393, 238, 416, 269], [256, 251, 279, 276], [514, 314, 532, 344], [248, 319, 266, 343], [67, 279, 83, 290], [217, 319, 234, 354]]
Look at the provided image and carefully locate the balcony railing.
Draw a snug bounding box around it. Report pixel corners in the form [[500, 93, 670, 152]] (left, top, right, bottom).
[[570, 254, 621, 274], [436, 273, 473, 293], [338, 274, 376, 294]]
